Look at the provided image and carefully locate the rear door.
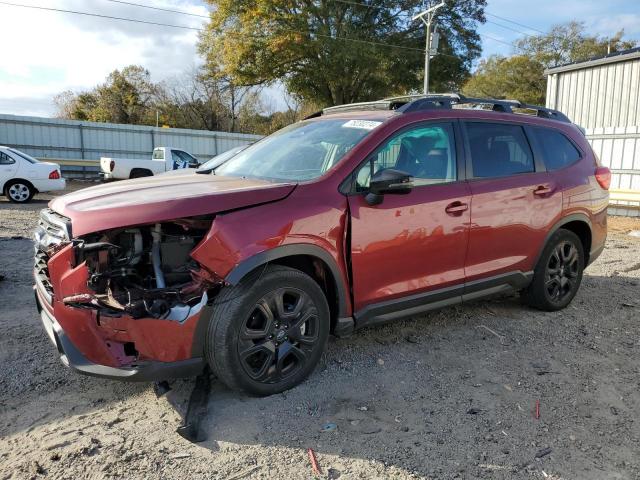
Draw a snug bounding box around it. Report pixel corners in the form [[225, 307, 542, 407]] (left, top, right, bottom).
[[462, 121, 562, 283], [348, 121, 471, 314], [0, 150, 18, 186]]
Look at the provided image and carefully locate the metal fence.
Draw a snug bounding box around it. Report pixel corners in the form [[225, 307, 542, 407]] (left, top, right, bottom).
[[0, 113, 263, 179]]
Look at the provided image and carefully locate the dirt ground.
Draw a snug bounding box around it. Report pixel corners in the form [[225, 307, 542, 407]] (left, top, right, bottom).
[[1, 185, 639, 480]]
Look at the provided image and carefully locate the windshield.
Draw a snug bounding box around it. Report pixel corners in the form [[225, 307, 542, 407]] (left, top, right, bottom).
[[215, 119, 380, 181], [9, 148, 39, 164], [197, 145, 246, 172]]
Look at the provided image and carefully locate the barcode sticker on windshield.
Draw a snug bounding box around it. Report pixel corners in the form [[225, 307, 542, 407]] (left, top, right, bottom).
[[342, 120, 382, 130]]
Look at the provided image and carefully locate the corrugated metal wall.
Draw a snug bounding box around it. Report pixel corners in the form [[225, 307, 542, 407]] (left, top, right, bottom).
[[546, 54, 640, 216], [0, 113, 263, 178]]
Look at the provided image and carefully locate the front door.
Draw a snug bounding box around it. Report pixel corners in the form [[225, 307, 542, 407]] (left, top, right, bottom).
[[462, 121, 562, 283], [347, 121, 471, 315]]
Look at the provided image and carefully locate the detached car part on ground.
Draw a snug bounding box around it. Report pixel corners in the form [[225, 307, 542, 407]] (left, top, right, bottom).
[[34, 93, 610, 396]]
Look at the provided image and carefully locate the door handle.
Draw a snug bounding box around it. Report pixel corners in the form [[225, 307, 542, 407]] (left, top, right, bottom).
[[533, 185, 553, 196], [445, 201, 469, 216]]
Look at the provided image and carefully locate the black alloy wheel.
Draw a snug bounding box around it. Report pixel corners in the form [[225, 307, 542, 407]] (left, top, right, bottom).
[[238, 287, 320, 383], [544, 241, 580, 304], [523, 229, 584, 311], [205, 265, 330, 396]]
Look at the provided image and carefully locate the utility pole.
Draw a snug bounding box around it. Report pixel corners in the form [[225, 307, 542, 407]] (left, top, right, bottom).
[[413, 1, 445, 94]]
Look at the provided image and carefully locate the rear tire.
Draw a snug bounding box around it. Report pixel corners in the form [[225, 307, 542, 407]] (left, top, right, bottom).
[[5, 180, 35, 203], [523, 229, 584, 311], [205, 265, 330, 396]]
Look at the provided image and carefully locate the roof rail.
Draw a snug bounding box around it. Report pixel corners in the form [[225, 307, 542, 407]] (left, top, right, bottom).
[[318, 92, 571, 123]]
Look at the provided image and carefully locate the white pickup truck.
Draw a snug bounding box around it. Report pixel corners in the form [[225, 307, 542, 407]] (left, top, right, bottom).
[[100, 147, 201, 180]]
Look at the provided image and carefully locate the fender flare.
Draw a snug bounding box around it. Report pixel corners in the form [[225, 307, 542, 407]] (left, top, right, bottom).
[[225, 244, 350, 318], [533, 213, 592, 267]]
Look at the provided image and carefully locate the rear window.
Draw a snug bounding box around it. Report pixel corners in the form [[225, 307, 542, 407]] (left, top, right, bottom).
[[152, 149, 164, 160], [8, 148, 38, 164], [466, 122, 534, 178], [532, 127, 581, 170]]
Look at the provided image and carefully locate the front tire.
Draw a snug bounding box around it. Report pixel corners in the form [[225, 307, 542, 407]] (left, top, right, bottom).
[[523, 229, 584, 311], [206, 265, 330, 396], [6, 180, 35, 203]]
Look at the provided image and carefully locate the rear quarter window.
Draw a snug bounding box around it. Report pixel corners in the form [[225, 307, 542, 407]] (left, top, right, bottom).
[[0, 151, 15, 165], [533, 127, 581, 171]]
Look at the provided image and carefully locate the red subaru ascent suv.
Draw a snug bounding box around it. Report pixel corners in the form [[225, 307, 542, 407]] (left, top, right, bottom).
[[34, 94, 610, 395]]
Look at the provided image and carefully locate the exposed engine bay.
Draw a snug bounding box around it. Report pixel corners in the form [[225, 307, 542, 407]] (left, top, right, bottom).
[[63, 216, 222, 321]]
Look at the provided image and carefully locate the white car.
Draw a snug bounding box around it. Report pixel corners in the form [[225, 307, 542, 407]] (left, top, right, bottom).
[[0, 146, 65, 203]]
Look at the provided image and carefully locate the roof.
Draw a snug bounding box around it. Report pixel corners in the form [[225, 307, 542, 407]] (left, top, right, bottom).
[[545, 47, 640, 75]]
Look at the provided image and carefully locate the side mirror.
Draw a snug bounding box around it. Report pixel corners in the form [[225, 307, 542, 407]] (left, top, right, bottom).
[[365, 168, 413, 205]]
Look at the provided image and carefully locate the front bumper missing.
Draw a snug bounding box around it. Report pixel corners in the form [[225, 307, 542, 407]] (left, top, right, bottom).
[[35, 290, 204, 382]]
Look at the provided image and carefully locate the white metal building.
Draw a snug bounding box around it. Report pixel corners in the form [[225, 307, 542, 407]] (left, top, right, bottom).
[[545, 47, 640, 216]]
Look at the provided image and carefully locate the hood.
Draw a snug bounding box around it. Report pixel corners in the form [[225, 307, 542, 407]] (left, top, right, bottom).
[[156, 168, 197, 177], [50, 174, 296, 236]]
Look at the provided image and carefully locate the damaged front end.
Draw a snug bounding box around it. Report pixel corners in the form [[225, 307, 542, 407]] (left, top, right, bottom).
[[63, 217, 223, 321]]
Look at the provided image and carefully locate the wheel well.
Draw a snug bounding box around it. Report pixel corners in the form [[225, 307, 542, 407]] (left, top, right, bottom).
[[130, 168, 153, 178], [560, 221, 592, 263], [270, 255, 340, 333], [3, 178, 36, 194]]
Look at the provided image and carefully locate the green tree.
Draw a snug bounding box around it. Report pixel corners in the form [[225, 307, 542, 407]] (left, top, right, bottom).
[[462, 55, 545, 104], [54, 66, 158, 124], [514, 21, 637, 68], [198, 0, 487, 107], [462, 22, 638, 104]]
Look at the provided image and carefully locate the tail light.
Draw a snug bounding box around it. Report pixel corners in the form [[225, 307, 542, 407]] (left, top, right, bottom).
[[595, 166, 611, 190], [109, 160, 115, 172], [49, 170, 60, 180]]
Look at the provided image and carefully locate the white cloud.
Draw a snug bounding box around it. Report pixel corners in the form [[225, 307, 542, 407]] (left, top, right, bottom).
[[0, 0, 208, 116]]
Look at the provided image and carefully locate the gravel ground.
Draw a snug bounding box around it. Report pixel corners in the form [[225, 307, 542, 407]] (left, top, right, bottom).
[[1, 185, 639, 480]]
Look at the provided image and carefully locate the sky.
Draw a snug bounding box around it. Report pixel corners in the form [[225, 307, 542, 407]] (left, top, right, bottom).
[[0, 0, 639, 118]]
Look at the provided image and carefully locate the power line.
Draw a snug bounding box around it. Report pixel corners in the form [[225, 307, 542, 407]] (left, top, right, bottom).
[[485, 11, 546, 35], [0, 1, 427, 53], [100, 0, 210, 19], [485, 19, 532, 37], [0, 1, 202, 30], [481, 33, 515, 47]]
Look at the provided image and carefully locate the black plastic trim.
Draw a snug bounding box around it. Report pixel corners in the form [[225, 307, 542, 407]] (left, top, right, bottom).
[[354, 271, 533, 329], [463, 271, 533, 300], [225, 244, 349, 318], [333, 316, 355, 337], [533, 213, 593, 267]]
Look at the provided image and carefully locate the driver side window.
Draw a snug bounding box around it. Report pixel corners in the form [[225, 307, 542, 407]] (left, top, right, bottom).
[[355, 123, 457, 191]]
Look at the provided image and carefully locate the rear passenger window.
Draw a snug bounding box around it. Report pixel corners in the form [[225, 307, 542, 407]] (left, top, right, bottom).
[[533, 127, 581, 170], [466, 123, 534, 178]]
